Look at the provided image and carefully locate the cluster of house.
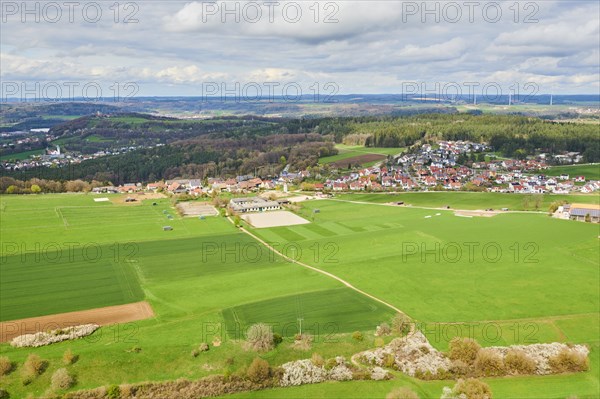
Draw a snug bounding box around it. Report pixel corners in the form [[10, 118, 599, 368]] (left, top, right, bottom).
[[2, 144, 160, 171], [325, 166, 417, 191], [396, 141, 490, 168]]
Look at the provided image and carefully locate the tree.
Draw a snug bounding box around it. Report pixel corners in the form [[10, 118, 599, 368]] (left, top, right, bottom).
[[247, 357, 270, 383], [233, 215, 242, 227], [6, 185, 17, 194], [585, 213, 591, 223], [30, 184, 41, 193], [51, 368, 75, 390], [280, 155, 287, 166], [246, 323, 274, 352]]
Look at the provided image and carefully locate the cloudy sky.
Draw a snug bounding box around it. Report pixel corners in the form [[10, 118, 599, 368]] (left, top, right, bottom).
[[1, 0, 599, 98]]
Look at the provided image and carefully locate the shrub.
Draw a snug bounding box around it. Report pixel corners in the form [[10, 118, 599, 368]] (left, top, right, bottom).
[[376, 322, 392, 336], [191, 349, 200, 358], [107, 385, 120, 399], [22, 354, 47, 378], [449, 359, 470, 377], [0, 389, 8, 399], [51, 368, 75, 390], [352, 331, 364, 341], [352, 369, 371, 380], [273, 333, 283, 345], [383, 353, 396, 368], [374, 337, 385, 347], [446, 378, 493, 399], [386, 387, 420, 399], [448, 338, 481, 365], [548, 348, 589, 373], [63, 349, 78, 365], [324, 358, 338, 370], [292, 334, 313, 351], [199, 343, 209, 352], [391, 313, 412, 335], [311, 353, 324, 367], [0, 356, 13, 376], [474, 349, 505, 376], [504, 349, 536, 375], [247, 358, 270, 383], [246, 323, 274, 352]]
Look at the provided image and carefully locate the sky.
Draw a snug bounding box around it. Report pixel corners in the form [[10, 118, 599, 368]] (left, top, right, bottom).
[[1, 0, 599, 99]]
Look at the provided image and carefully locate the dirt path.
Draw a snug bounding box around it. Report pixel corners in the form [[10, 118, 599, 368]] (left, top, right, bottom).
[[0, 301, 154, 342], [228, 217, 413, 332]]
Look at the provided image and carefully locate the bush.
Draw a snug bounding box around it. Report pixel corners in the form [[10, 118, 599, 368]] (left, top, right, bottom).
[[273, 333, 283, 345], [504, 349, 536, 375], [311, 353, 324, 367], [448, 338, 481, 365], [386, 387, 420, 399], [191, 349, 200, 358], [352, 331, 364, 341], [391, 313, 412, 335], [107, 385, 120, 399], [448, 378, 492, 399], [22, 354, 47, 378], [63, 349, 78, 365], [292, 334, 313, 351], [449, 359, 471, 377], [549, 348, 589, 373], [0, 389, 9, 399], [199, 343, 209, 352], [383, 353, 396, 368], [51, 368, 75, 390], [376, 322, 392, 336], [374, 337, 385, 347], [324, 358, 338, 370], [247, 358, 270, 383], [474, 349, 504, 376], [246, 323, 274, 352], [0, 356, 13, 376]]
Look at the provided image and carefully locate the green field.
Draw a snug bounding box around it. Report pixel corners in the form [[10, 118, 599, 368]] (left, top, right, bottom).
[[222, 288, 394, 338], [319, 144, 405, 166], [0, 193, 598, 398], [0, 148, 45, 161], [334, 191, 600, 211], [544, 164, 600, 181]]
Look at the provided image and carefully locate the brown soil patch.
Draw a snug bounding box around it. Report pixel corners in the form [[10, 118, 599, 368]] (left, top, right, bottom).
[[176, 202, 218, 217], [0, 301, 154, 342], [330, 153, 386, 168], [110, 192, 166, 205], [455, 210, 500, 217]]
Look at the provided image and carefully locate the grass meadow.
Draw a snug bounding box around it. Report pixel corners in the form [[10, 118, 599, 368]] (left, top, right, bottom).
[[0, 192, 598, 398]]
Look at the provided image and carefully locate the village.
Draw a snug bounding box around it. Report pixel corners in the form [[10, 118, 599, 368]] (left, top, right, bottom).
[[86, 140, 598, 198]]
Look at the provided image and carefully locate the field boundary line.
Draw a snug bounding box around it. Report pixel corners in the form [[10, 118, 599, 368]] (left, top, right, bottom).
[[228, 217, 413, 330]]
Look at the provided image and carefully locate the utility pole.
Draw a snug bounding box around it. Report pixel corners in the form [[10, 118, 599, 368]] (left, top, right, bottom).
[[297, 317, 304, 335]]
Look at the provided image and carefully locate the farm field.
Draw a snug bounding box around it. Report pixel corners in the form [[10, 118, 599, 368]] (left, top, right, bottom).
[[335, 191, 600, 211], [0, 194, 379, 398], [319, 144, 405, 167], [247, 198, 600, 397], [0, 193, 599, 398], [544, 163, 600, 181]]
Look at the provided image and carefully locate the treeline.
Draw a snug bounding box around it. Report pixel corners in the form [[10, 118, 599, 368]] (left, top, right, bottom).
[[0, 177, 109, 194]]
